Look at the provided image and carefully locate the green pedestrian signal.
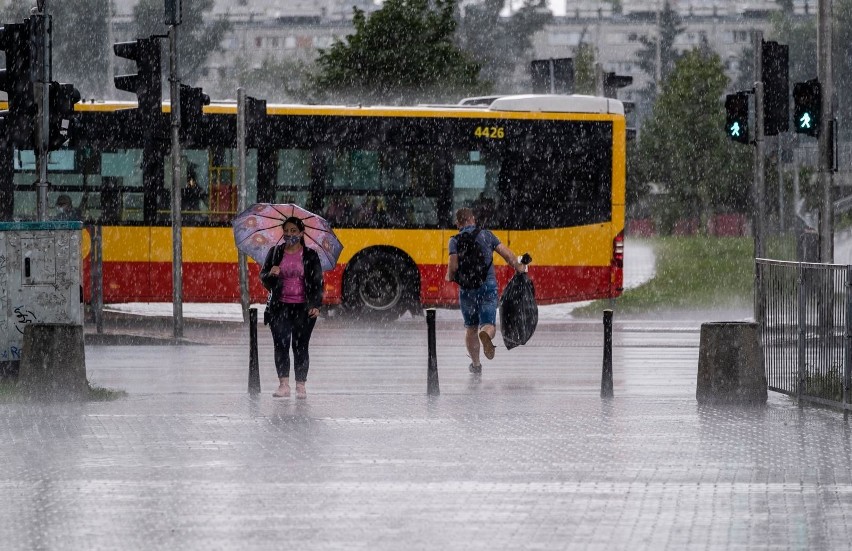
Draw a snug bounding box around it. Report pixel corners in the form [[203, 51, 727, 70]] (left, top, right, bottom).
[[730, 121, 743, 137], [793, 79, 821, 137], [724, 92, 750, 144]]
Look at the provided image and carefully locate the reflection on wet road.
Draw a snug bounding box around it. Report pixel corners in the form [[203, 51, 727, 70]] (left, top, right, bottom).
[[1, 316, 851, 549]]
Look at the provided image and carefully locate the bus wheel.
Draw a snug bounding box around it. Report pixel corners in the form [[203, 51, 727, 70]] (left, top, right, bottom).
[[344, 252, 416, 320]]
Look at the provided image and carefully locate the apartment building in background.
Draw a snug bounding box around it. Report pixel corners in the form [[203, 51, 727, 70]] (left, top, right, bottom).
[[108, 0, 818, 101]]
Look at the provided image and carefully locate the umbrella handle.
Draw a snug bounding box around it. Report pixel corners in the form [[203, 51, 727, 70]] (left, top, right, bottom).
[[520, 253, 532, 265]]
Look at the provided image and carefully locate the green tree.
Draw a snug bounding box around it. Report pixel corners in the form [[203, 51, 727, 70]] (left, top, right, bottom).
[[132, 0, 231, 85], [635, 49, 752, 233], [312, 0, 483, 104], [1, 0, 110, 98], [831, 0, 852, 139], [626, 139, 650, 214], [632, 0, 684, 97], [216, 55, 311, 102], [52, 0, 111, 98], [735, 11, 816, 92], [573, 41, 596, 94], [456, 0, 551, 92], [0, 1, 29, 20]]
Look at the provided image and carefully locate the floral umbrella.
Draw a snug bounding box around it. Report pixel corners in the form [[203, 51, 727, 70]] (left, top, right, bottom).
[[232, 203, 343, 272]]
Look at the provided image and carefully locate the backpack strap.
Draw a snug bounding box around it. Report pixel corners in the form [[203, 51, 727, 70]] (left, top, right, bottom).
[[455, 227, 481, 240]]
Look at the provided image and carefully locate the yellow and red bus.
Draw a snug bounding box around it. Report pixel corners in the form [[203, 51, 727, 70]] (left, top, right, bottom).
[[1, 94, 625, 316]]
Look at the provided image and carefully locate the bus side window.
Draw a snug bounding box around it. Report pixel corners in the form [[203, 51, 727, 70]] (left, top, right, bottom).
[[452, 163, 485, 210], [355, 194, 389, 227], [100, 177, 123, 224], [496, 155, 528, 230], [453, 150, 504, 227], [410, 196, 436, 228], [277, 148, 313, 209], [471, 193, 496, 229], [324, 194, 353, 227]]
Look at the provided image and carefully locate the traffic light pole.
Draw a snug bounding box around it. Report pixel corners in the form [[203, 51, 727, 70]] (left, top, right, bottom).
[[34, 11, 50, 221], [753, 33, 765, 261], [237, 88, 250, 322], [818, 0, 834, 263], [169, 23, 183, 340], [753, 34, 766, 328], [594, 63, 603, 96]]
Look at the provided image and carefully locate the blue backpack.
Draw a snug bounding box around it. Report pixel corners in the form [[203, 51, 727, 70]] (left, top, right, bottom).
[[454, 228, 492, 289]]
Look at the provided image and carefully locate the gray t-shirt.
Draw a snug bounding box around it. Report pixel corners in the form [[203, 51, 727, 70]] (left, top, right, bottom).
[[448, 225, 500, 285]]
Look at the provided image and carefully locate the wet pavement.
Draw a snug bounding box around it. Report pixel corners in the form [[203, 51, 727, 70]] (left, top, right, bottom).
[[2, 309, 852, 551]]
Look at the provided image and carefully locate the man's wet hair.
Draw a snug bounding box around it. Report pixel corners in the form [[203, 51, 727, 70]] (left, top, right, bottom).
[[455, 207, 474, 227]]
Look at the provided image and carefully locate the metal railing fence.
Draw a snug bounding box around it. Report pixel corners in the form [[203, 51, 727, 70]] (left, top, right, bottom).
[[756, 259, 852, 410]]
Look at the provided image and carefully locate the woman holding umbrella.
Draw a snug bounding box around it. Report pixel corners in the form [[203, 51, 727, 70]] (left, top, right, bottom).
[[259, 216, 324, 399]]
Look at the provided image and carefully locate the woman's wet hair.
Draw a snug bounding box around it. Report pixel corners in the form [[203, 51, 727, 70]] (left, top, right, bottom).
[[283, 216, 305, 232]]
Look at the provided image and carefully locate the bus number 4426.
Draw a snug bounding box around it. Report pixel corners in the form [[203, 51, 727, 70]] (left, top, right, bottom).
[[474, 126, 505, 139]]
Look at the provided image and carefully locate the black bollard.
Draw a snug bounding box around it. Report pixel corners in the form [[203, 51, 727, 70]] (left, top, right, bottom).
[[601, 309, 613, 398], [248, 308, 261, 395], [426, 308, 440, 395]]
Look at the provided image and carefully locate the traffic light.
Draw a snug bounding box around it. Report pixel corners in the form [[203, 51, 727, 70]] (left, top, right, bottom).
[[165, 0, 182, 26], [530, 58, 574, 94], [603, 72, 633, 99], [114, 36, 163, 222], [0, 21, 36, 147], [245, 95, 267, 148], [725, 92, 750, 144], [113, 37, 161, 119], [793, 79, 821, 137], [179, 84, 209, 143], [47, 81, 80, 150], [762, 40, 789, 136]]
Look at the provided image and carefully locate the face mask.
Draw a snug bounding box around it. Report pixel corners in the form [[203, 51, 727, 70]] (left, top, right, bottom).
[[283, 235, 300, 246]]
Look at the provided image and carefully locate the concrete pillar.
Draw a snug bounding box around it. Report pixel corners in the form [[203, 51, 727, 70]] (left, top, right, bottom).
[[697, 322, 767, 405], [18, 324, 88, 400]]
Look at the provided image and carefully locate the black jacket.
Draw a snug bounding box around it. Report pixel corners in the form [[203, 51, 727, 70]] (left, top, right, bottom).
[[259, 244, 324, 312]]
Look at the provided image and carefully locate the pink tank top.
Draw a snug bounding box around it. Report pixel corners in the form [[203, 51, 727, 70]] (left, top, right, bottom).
[[278, 249, 306, 303]]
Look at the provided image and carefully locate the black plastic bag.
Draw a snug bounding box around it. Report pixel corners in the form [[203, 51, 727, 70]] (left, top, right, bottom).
[[499, 271, 538, 350]]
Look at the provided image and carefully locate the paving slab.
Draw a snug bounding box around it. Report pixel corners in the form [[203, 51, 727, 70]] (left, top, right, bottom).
[[1, 313, 850, 550]]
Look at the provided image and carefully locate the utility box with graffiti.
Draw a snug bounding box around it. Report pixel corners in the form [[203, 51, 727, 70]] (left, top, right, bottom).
[[0, 221, 83, 377]]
